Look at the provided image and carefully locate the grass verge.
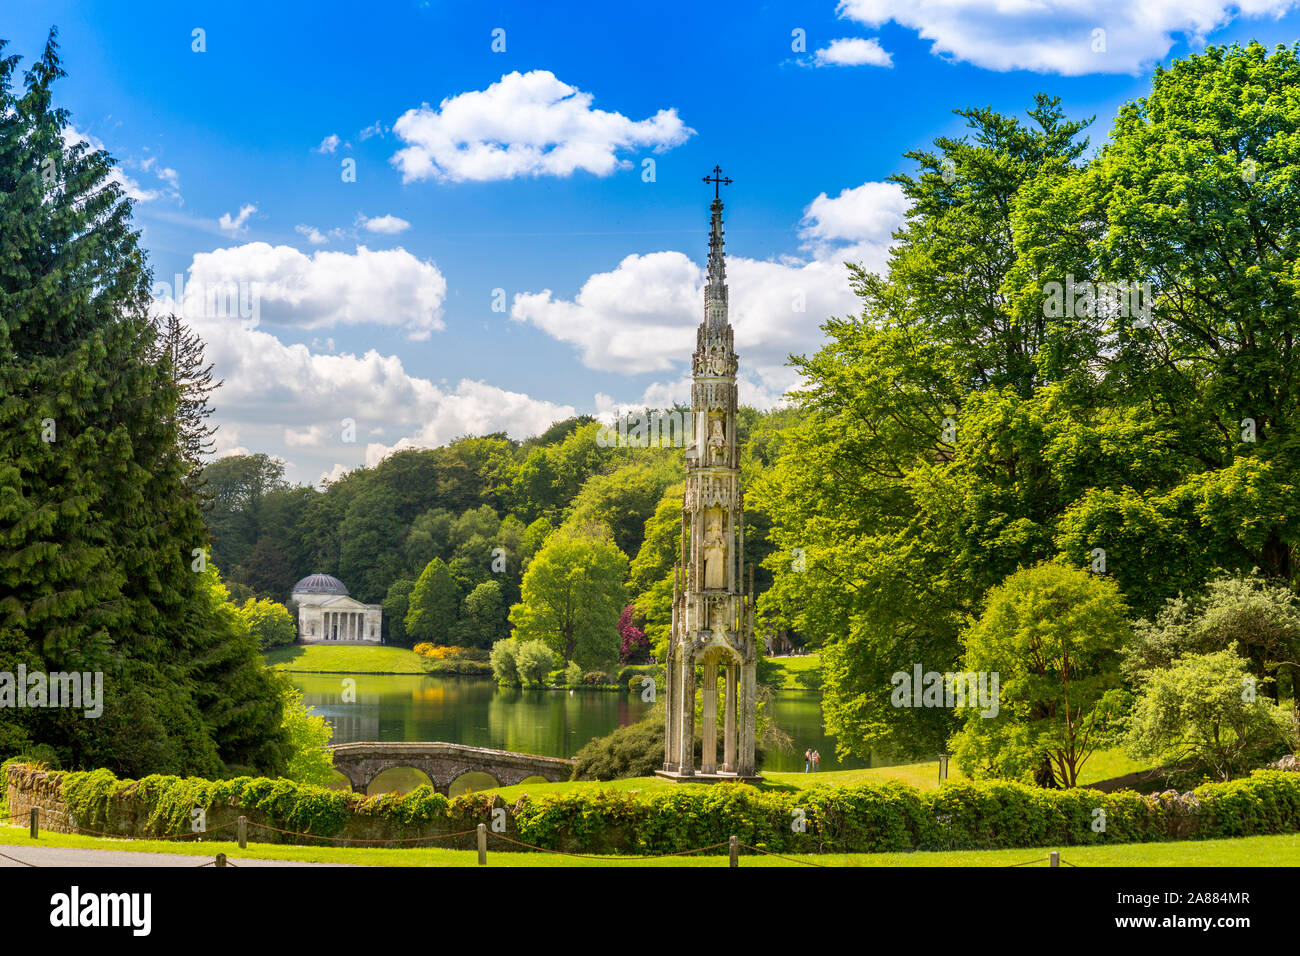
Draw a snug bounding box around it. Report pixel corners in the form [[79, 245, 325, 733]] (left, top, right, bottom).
[[4, 826, 1295, 867]]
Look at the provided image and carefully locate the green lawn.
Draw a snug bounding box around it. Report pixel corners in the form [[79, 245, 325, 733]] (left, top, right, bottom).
[[766, 654, 822, 690], [482, 746, 1152, 801], [4, 824, 1294, 867], [262, 643, 429, 674]]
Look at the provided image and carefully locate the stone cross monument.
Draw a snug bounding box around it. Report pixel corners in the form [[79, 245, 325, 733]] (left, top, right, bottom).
[[658, 167, 759, 781]]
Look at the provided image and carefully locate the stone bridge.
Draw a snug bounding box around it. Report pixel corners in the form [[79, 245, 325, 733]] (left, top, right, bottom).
[[328, 742, 574, 795]]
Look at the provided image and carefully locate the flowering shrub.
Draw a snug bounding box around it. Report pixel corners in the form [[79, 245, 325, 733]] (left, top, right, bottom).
[[617, 604, 651, 664], [413, 644, 479, 660]]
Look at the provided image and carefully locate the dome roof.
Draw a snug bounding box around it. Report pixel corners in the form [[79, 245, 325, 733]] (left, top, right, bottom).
[[292, 573, 349, 596]]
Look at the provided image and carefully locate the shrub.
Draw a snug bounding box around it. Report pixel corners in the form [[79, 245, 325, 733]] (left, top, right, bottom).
[[239, 598, 296, 649], [582, 671, 612, 686], [516, 640, 557, 687], [1127, 647, 1296, 785], [617, 604, 650, 663], [280, 685, 334, 786], [571, 713, 668, 780], [490, 638, 521, 686], [629, 674, 657, 695], [421, 658, 493, 676], [564, 660, 582, 686], [616, 664, 660, 686], [414, 644, 482, 661]]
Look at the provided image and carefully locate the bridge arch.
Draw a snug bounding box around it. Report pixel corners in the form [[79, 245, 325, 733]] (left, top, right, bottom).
[[367, 766, 435, 796], [449, 770, 499, 797], [328, 742, 574, 797]]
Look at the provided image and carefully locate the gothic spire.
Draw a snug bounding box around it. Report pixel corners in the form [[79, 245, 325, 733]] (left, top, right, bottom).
[[702, 166, 732, 329]]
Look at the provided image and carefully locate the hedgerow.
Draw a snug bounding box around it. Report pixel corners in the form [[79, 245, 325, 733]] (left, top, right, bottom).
[[8, 763, 1300, 854]]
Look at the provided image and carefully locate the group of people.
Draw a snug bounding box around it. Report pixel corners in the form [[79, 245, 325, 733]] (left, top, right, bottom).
[[803, 748, 821, 772]]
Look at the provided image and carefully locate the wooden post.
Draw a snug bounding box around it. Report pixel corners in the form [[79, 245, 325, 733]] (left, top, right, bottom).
[[477, 822, 487, 865], [216, 853, 228, 868], [29, 807, 39, 839], [938, 753, 949, 784], [729, 835, 738, 868], [237, 815, 247, 849], [1050, 850, 1059, 868]]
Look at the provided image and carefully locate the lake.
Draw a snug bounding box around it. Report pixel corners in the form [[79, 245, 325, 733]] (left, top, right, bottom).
[[289, 672, 895, 792]]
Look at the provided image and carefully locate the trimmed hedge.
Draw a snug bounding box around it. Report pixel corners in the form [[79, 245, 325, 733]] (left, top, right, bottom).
[[511, 771, 1300, 854], [8, 762, 1300, 855]]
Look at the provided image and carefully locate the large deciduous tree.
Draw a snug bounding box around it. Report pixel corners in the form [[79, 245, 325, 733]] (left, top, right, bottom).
[[755, 45, 1300, 766], [405, 557, 461, 645], [508, 526, 628, 669]]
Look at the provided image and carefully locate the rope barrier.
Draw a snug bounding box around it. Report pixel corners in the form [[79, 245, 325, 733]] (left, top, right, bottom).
[[1, 809, 238, 841], [737, 842, 826, 867], [0, 848, 38, 867], [3, 805, 1082, 865], [65, 820, 239, 841]]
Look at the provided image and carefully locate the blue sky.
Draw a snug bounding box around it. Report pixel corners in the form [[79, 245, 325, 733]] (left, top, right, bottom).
[[4, 0, 1299, 483]]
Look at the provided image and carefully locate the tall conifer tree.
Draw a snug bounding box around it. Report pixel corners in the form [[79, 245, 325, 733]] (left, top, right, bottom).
[[0, 31, 287, 775]]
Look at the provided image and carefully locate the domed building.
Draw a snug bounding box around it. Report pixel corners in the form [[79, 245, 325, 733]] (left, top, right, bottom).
[[290, 574, 382, 643]]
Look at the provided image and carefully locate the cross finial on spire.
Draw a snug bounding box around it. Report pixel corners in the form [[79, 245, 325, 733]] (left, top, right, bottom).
[[703, 164, 732, 200]]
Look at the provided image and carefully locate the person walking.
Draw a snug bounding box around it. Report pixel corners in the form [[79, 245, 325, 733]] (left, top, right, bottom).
[[812, 749, 821, 772], [804, 748, 812, 773]]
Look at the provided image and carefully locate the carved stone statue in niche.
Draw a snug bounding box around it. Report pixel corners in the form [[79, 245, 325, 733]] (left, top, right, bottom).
[[702, 513, 727, 589], [708, 346, 728, 375], [707, 417, 725, 463]]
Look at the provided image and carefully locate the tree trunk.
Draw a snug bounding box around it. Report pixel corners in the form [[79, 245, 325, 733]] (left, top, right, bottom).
[[1034, 754, 1059, 789]]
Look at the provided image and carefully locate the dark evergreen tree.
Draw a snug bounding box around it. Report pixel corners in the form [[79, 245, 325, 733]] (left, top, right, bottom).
[[153, 312, 220, 489], [0, 31, 286, 776]]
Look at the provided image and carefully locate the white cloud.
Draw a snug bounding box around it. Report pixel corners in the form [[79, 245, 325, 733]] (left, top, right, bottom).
[[294, 224, 340, 245], [133, 155, 182, 194], [837, 0, 1298, 75], [218, 203, 258, 233], [510, 180, 907, 406], [391, 70, 694, 183], [60, 126, 180, 203], [178, 304, 575, 483], [167, 243, 448, 339], [361, 379, 575, 467], [285, 424, 333, 447], [814, 37, 893, 67], [319, 463, 352, 486], [359, 121, 388, 140], [511, 251, 702, 373], [315, 133, 342, 154], [211, 425, 249, 459], [360, 214, 412, 234], [799, 181, 908, 249]]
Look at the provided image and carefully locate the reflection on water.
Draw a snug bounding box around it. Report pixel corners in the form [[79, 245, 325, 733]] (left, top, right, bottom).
[[288, 674, 889, 776]]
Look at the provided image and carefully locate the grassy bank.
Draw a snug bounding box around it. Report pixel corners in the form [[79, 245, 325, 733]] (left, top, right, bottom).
[[4, 825, 1294, 867], [262, 644, 429, 674], [766, 654, 821, 690]]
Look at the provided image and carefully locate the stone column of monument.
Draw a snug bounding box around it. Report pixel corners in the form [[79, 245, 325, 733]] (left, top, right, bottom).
[[658, 168, 758, 782]]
